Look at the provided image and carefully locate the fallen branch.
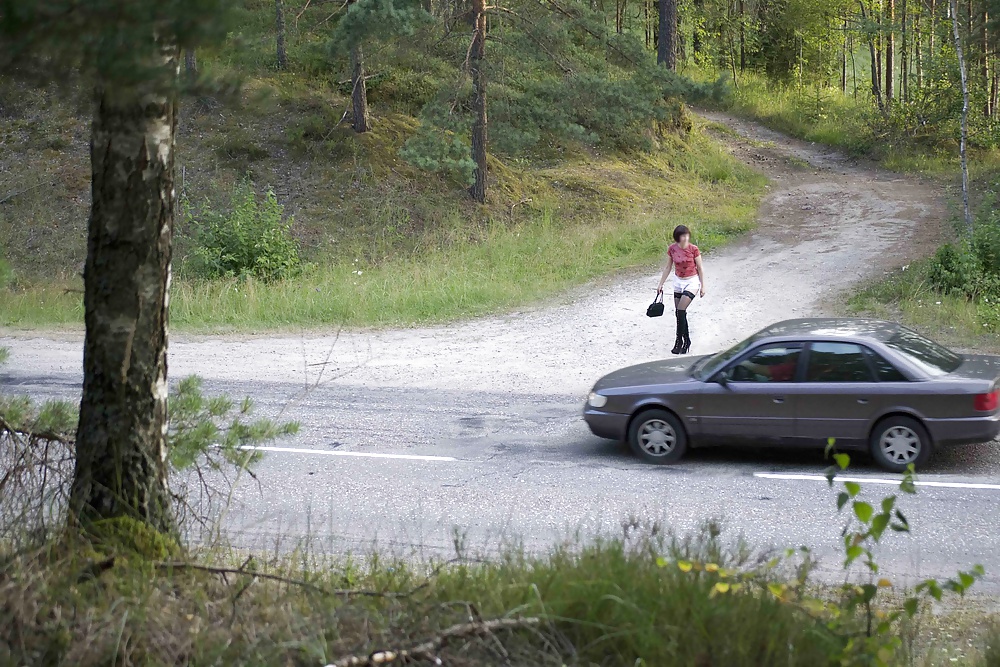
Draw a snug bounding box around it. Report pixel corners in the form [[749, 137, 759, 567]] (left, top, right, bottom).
[[325, 616, 542, 667], [0, 180, 56, 205], [153, 561, 405, 598]]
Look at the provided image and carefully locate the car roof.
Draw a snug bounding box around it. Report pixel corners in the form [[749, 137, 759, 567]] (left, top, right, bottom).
[[755, 318, 902, 343]]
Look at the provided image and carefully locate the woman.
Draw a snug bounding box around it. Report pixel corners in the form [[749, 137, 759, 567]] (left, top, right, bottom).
[[656, 225, 706, 354]]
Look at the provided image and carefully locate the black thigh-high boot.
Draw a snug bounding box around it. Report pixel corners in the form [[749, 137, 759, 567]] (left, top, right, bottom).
[[678, 310, 691, 354], [671, 311, 684, 355]]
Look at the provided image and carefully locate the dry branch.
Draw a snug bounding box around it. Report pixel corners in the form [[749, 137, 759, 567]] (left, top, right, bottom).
[[325, 617, 542, 667], [153, 561, 406, 598]]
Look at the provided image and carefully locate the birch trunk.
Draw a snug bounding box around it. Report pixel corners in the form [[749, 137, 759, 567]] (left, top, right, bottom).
[[71, 50, 179, 533]]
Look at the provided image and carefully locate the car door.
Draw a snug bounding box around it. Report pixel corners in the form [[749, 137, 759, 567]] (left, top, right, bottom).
[[795, 341, 879, 446], [698, 342, 803, 444]]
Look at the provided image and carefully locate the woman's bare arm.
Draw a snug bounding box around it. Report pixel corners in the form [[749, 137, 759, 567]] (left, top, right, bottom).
[[695, 255, 706, 297], [657, 256, 674, 292]]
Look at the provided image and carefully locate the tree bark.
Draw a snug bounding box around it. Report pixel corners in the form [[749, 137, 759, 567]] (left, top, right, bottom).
[[982, 8, 991, 116], [275, 0, 288, 70], [469, 0, 487, 203], [886, 0, 895, 102], [861, 1, 885, 108], [692, 0, 703, 57], [950, 0, 973, 232], [901, 0, 908, 101], [739, 0, 746, 71], [349, 43, 370, 133], [184, 48, 197, 80], [71, 55, 179, 534], [657, 0, 677, 69]]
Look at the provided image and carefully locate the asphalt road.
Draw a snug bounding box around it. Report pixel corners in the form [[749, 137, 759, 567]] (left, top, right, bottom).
[[4, 113, 1000, 592]]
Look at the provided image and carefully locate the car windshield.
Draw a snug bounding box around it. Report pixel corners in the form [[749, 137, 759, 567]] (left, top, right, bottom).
[[691, 334, 757, 380], [885, 327, 962, 376]]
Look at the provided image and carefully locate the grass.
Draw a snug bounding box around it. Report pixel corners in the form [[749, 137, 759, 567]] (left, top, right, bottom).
[[0, 127, 764, 331], [2, 521, 997, 666]]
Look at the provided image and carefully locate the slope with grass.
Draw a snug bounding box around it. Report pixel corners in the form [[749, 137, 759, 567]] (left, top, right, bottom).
[[0, 85, 765, 331]]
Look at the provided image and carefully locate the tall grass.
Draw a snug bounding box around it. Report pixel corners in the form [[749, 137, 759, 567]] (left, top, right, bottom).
[[0, 133, 764, 331], [0, 524, 836, 666]]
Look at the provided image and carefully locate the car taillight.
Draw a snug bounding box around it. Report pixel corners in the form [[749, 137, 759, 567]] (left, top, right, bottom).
[[974, 391, 999, 412]]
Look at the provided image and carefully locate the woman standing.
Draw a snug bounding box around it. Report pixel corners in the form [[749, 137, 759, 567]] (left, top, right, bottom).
[[656, 225, 706, 354]]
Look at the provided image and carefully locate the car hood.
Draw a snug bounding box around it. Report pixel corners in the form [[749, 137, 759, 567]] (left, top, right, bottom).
[[593, 355, 710, 391]]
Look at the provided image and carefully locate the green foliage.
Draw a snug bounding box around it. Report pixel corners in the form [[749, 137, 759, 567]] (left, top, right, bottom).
[[0, 0, 240, 86], [330, 0, 428, 51], [183, 180, 303, 282], [928, 188, 1000, 323], [0, 244, 12, 290], [820, 442, 985, 666], [168, 375, 299, 472]]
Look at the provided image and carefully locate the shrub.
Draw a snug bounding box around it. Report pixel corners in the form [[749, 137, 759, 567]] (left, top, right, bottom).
[[184, 180, 302, 281]]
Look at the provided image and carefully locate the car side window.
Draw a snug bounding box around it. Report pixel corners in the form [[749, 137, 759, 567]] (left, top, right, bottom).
[[864, 348, 909, 382], [727, 345, 802, 383], [806, 342, 874, 382]]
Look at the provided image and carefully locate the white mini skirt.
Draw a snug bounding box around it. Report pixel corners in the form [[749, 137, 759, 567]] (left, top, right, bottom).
[[672, 273, 700, 295]]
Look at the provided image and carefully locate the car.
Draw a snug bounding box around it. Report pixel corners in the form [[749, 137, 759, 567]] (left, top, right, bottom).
[[583, 318, 1000, 472]]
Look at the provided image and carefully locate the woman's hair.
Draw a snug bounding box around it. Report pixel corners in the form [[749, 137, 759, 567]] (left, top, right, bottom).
[[672, 225, 691, 243]]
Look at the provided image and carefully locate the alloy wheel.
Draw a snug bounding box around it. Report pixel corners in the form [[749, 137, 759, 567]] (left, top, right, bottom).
[[879, 426, 921, 465], [638, 419, 677, 457]]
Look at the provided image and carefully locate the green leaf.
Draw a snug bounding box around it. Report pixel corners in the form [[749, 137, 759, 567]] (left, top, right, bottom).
[[959, 572, 976, 589], [834, 453, 850, 470], [870, 513, 891, 542], [837, 491, 850, 511], [904, 598, 919, 617], [846, 545, 864, 564], [845, 481, 861, 498], [853, 501, 874, 523], [881, 496, 896, 513]]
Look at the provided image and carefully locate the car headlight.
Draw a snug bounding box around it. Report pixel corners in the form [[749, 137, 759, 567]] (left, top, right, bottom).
[[588, 391, 608, 408]]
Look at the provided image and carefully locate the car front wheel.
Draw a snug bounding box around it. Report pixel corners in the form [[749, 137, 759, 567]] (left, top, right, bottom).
[[869, 416, 932, 473], [627, 409, 688, 465]]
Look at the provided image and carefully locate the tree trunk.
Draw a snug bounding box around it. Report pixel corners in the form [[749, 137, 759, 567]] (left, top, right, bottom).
[[861, 0, 885, 108], [275, 0, 288, 70], [184, 49, 197, 79], [469, 0, 487, 203], [71, 57, 179, 534], [739, 0, 746, 70], [982, 8, 991, 116], [692, 0, 703, 57], [915, 6, 922, 89], [886, 0, 895, 102], [657, 0, 677, 69], [350, 43, 371, 133], [842, 19, 849, 92], [901, 0, 908, 101], [950, 0, 973, 231]]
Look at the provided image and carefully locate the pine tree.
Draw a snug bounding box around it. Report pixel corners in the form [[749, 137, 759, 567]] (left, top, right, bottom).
[[1, 0, 236, 534], [332, 0, 426, 133]]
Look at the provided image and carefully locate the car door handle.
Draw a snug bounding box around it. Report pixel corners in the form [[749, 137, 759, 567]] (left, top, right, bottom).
[[773, 397, 785, 404], [857, 398, 869, 405]]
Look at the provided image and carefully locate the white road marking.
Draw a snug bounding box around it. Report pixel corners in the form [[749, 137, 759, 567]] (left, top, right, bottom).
[[755, 472, 1000, 491], [238, 445, 457, 462]]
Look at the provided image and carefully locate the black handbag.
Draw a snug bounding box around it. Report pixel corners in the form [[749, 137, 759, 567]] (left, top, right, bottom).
[[646, 291, 665, 317]]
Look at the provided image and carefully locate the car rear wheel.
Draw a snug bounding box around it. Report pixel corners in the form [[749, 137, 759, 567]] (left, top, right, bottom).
[[869, 416, 932, 473], [627, 409, 688, 465]]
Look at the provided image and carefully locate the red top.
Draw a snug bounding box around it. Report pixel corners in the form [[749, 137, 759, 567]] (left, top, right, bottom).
[[769, 361, 797, 382], [669, 243, 700, 279]]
